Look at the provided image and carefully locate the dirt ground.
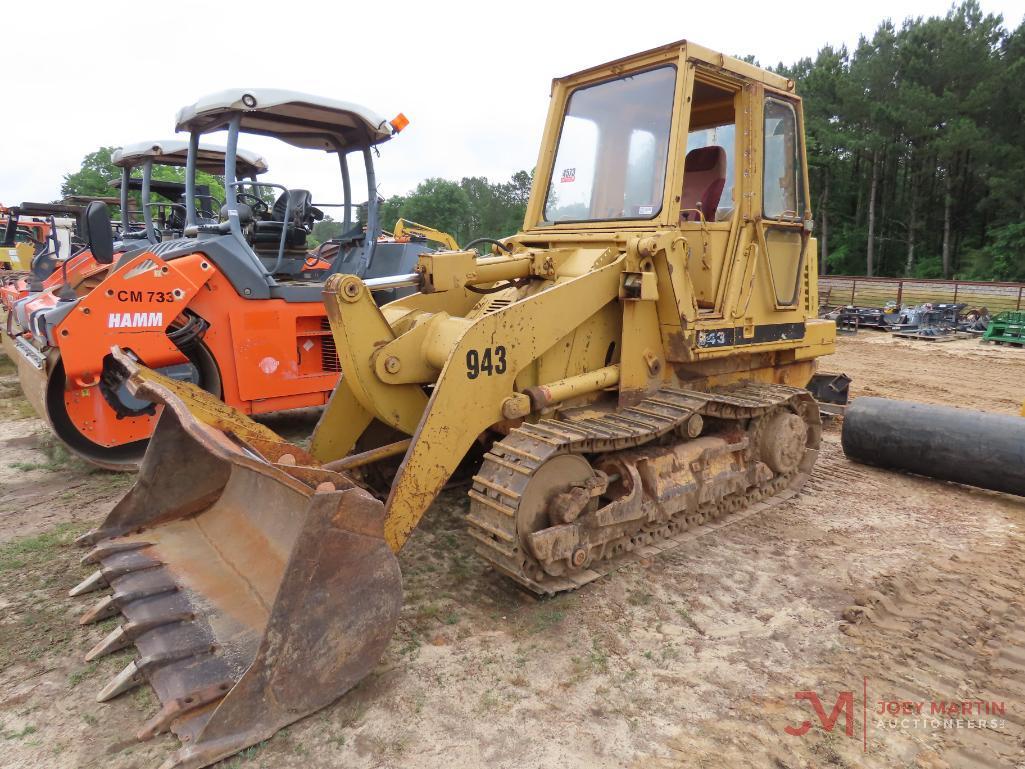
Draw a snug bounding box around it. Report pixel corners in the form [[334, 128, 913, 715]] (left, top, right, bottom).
[[1, 333, 1024, 769]]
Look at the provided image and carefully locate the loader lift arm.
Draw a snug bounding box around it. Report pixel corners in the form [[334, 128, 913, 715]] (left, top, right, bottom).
[[312, 248, 626, 550]]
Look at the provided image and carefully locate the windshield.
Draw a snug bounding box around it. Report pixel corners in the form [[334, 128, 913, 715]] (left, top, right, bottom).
[[544, 66, 676, 223]]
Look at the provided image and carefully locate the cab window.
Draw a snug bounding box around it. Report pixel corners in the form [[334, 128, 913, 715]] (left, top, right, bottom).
[[544, 66, 676, 223], [763, 98, 804, 220], [685, 124, 735, 221], [680, 79, 737, 223]]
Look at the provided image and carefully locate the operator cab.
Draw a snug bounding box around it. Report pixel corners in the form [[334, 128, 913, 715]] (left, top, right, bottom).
[[534, 43, 811, 319], [175, 89, 413, 295], [111, 140, 268, 246]]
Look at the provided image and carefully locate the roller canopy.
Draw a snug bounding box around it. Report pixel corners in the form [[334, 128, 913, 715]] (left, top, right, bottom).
[[175, 89, 394, 150], [111, 140, 269, 176]]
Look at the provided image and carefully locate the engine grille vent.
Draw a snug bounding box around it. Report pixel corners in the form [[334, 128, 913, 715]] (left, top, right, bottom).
[[484, 298, 513, 314], [321, 317, 341, 372]]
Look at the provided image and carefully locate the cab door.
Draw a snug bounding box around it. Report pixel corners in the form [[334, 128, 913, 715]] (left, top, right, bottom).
[[758, 96, 809, 309]]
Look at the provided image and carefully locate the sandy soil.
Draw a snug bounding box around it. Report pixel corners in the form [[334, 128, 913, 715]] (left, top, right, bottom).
[[830, 331, 1025, 415], [1, 335, 1024, 769]]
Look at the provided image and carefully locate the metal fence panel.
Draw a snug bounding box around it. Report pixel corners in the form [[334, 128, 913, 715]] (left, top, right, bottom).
[[820, 276, 1025, 313]]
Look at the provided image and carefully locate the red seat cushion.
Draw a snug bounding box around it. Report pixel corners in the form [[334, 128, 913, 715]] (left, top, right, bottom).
[[681, 146, 727, 221]]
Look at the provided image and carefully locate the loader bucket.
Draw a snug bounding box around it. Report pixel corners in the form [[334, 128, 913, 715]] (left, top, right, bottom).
[[71, 349, 402, 769]]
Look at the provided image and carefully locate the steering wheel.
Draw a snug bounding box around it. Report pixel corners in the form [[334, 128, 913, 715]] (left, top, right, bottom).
[[235, 192, 269, 217]]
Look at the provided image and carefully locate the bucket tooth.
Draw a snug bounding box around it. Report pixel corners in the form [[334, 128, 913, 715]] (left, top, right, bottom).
[[136, 680, 233, 741], [111, 582, 178, 606], [97, 660, 144, 701], [75, 530, 101, 548], [85, 624, 132, 662], [81, 540, 152, 565], [97, 644, 211, 703], [98, 550, 162, 580], [78, 572, 179, 625], [85, 614, 193, 662], [78, 576, 179, 625], [80, 594, 119, 625], [69, 569, 108, 597]]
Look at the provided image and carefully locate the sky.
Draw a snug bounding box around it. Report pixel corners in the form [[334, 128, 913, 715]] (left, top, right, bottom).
[[3, 0, 1025, 208]]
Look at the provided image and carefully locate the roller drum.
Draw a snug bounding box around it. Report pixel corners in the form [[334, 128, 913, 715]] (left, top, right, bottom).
[[842, 397, 1025, 496]]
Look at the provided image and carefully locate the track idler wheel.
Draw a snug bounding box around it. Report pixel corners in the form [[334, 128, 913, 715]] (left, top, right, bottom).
[[757, 410, 808, 474]]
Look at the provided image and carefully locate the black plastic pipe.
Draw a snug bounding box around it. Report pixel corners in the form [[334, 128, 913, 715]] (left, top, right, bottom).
[[842, 397, 1025, 496]]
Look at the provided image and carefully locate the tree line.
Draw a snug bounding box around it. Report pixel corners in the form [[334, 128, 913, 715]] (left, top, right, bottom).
[[779, 0, 1025, 280], [61, 148, 226, 210], [317, 171, 533, 248]]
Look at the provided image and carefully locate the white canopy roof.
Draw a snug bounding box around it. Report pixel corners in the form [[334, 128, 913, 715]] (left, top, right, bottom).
[[175, 89, 394, 150], [111, 140, 269, 176]]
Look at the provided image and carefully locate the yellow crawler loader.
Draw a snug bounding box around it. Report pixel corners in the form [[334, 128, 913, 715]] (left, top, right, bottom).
[[70, 40, 835, 769]]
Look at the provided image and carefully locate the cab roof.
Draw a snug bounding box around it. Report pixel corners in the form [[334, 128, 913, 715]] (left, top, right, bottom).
[[111, 140, 269, 176], [174, 89, 394, 151], [551, 39, 794, 94]]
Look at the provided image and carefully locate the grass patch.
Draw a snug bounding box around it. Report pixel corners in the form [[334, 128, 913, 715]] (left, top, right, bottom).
[[478, 689, 503, 713], [68, 662, 98, 688], [0, 522, 86, 574], [530, 606, 566, 633], [588, 639, 610, 674], [8, 600, 76, 667], [0, 522, 93, 670], [1, 397, 38, 421], [398, 632, 422, 660], [336, 697, 368, 729], [627, 589, 653, 606], [328, 733, 347, 748], [447, 551, 474, 580], [416, 603, 441, 621], [223, 740, 268, 767], [8, 461, 49, 472], [5, 433, 116, 476], [1, 725, 37, 740], [676, 606, 706, 636], [6, 441, 75, 472], [569, 639, 611, 680], [132, 684, 155, 709]]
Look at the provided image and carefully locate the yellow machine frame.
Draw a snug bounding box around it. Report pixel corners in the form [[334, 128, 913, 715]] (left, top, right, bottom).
[[309, 40, 835, 549]]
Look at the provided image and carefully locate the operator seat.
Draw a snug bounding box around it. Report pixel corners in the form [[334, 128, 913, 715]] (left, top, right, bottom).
[[252, 189, 323, 248], [680, 146, 726, 222]]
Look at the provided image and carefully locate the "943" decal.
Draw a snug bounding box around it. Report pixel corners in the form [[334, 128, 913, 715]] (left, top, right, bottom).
[[696, 329, 735, 348], [466, 346, 507, 379]]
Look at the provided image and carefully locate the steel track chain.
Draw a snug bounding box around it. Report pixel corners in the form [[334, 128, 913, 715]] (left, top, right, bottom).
[[467, 382, 820, 594]]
